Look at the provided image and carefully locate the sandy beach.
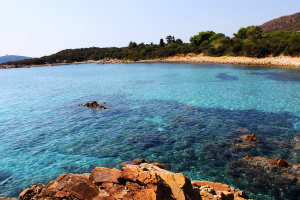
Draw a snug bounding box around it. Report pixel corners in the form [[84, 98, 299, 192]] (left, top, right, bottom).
[[158, 53, 300, 69], [1, 53, 300, 69]]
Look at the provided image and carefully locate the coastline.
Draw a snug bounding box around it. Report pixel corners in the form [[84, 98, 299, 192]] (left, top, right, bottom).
[[159, 53, 300, 69], [1, 161, 251, 200], [1, 53, 300, 70]]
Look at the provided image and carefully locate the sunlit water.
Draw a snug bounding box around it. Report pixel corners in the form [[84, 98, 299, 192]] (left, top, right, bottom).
[[0, 63, 299, 199]]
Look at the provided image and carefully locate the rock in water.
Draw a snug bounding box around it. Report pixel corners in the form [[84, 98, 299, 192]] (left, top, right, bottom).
[[15, 162, 250, 200], [226, 156, 299, 199], [78, 101, 108, 109], [243, 134, 258, 142]]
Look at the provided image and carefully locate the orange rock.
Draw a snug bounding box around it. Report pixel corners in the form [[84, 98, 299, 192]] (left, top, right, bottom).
[[134, 189, 157, 200], [47, 173, 99, 200], [92, 193, 116, 200], [53, 191, 70, 198], [275, 158, 288, 167], [294, 136, 300, 142], [192, 181, 249, 200], [199, 190, 216, 200], [244, 134, 258, 142], [19, 188, 34, 200], [91, 167, 122, 183], [16, 162, 251, 200], [269, 158, 288, 167], [0, 198, 18, 200], [192, 181, 230, 192], [220, 191, 234, 200], [121, 165, 140, 182], [244, 155, 253, 160], [268, 159, 277, 165], [123, 182, 143, 199], [99, 183, 127, 199]]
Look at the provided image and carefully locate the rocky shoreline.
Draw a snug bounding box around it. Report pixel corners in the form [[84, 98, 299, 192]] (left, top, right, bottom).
[[0, 159, 251, 200], [1, 54, 300, 69]]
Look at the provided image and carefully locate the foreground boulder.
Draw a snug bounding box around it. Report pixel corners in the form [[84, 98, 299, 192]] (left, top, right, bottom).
[[78, 101, 107, 109], [14, 162, 250, 200]]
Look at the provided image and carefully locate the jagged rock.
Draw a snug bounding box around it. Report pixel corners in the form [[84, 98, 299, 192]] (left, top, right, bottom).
[[270, 158, 289, 167], [243, 134, 258, 142], [232, 132, 261, 152], [13, 162, 250, 200], [192, 181, 250, 200], [19, 184, 46, 200], [0, 198, 18, 200], [19, 174, 99, 200], [91, 167, 122, 184], [118, 158, 167, 169], [78, 101, 107, 109], [119, 163, 194, 199]]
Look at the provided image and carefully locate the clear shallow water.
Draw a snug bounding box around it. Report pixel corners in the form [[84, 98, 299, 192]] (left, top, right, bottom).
[[0, 63, 300, 199]]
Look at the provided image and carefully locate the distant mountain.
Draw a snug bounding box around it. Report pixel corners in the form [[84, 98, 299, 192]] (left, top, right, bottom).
[[0, 55, 33, 64], [260, 12, 300, 34]]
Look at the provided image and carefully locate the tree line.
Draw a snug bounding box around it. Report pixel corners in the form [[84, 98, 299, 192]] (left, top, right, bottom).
[[3, 26, 300, 67], [190, 26, 300, 58]]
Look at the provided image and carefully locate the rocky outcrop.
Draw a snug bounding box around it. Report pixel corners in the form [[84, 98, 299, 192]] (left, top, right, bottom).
[[230, 130, 262, 153], [78, 101, 108, 110], [226, 156, 300, 199], [13, 162, 250, 200], [260, 12, 300, 34], [192, 181, 250, 200]]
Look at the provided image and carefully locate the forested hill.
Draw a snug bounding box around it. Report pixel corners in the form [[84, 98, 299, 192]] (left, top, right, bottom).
[[2, 25, 300, 67], [261, 12, 300, 34], [0, 55, 33, 64]]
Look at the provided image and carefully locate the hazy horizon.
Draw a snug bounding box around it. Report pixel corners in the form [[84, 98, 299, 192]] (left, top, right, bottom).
[[1, 0, 299, 58]]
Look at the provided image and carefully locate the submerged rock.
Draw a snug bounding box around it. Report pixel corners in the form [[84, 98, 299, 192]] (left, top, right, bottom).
[[294, 136, 300, 143], [14, 162, 250, 200], [243, 134, 258, 142], [78, 101, 108, 109], [226, 156, 300, 199]]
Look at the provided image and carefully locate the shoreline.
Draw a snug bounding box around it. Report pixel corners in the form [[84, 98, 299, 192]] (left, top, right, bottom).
[[1, 161, 252, 200], [1, 53, 300, 70], [160, 53, 300, 69]]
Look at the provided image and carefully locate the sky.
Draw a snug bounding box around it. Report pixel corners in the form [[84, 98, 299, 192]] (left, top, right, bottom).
[[0, 0, 299, 58]]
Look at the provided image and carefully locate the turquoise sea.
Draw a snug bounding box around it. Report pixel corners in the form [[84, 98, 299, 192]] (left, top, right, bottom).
[[0, 63, 300, 199]]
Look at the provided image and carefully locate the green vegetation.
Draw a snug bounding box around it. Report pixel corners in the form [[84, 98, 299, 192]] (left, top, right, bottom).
[[190, 26, 300, 58], [3, 26, 300, 67]]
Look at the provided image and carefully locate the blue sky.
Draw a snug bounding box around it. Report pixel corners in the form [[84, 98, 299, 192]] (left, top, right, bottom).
[[1, 0, 299, 57]]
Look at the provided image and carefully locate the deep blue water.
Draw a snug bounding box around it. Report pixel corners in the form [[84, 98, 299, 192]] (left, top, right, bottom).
[[0, 63, 299, 199]]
